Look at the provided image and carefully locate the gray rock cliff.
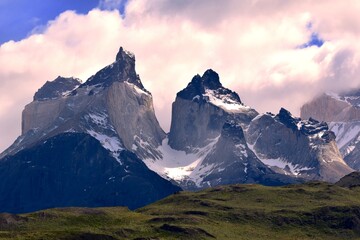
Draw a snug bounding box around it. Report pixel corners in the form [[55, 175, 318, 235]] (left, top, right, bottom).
[[168, 69, 258, 152], [301, 90, 360, 170], [247, 108, 353, 182]]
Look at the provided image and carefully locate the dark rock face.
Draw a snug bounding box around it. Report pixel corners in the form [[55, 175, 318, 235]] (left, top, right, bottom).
[[177, 69, 241, 103], [336, 171, 360, 188], [276, 108, 330, 138], [0, 133, 180, 214], [34, 77, 80, 101], [80, 47, 147, 92]]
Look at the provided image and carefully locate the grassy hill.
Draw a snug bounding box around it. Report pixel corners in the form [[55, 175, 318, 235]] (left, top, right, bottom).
[[2, 182, 360, 239]]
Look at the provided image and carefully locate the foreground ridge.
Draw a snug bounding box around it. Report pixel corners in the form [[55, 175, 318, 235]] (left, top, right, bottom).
[[2, 179, 360, 239]]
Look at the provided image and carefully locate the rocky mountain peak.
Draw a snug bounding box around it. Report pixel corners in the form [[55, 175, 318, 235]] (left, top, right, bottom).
[[275, 108, 329, 137], [202, 69, 222, 90], [80, 46, 147, 92], [275, 108, 300, 131], [116, 46, 135, 62], [33, 76, 81, 101], [177, 69, 241, 104]]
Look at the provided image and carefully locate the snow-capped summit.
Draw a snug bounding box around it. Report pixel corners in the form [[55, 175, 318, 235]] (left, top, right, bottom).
[[177, 69, 248, 113]]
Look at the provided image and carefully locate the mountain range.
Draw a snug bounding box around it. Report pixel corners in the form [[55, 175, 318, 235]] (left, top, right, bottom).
[[0, 47, 356, 213]]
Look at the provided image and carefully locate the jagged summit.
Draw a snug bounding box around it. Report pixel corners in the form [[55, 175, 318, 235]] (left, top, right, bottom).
[[168, 69, 258, 152], [80, 47, 147, 92], [177, 69, 240, 102], [274, 107, 330, 138], [34, 76, 81, 101], [199, 69, 222, 90], [116, 46, 135, 61]]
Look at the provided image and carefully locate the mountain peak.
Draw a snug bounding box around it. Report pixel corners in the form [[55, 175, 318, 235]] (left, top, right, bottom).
[[116, 46, 135, 62], [177, 69, 241, 104], [34, 76, 81, 101], [80, 46, 146, 91], [202, 69, 222, 90]]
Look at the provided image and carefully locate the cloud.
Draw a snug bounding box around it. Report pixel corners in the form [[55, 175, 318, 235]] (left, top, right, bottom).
[[1, 0, 360, 152]]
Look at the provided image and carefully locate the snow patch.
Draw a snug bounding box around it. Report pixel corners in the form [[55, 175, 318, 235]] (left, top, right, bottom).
[[125, 81, 149, 96], [87, 130, 123, 164], [203, 89, 250, 113], [330, 122, 360, 150], [143, 137, 219, 183]]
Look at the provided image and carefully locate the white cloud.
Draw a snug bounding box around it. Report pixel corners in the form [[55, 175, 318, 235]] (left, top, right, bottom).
[[1, 0, 360, 152]]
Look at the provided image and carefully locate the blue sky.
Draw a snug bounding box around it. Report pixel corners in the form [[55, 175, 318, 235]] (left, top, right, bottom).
[[0, 0, 126, 44]]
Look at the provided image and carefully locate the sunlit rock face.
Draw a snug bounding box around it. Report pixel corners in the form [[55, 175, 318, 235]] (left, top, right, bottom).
[[301, 90, 360, 170], [4, 47, 165, 161], [168, 69, 258, 152]]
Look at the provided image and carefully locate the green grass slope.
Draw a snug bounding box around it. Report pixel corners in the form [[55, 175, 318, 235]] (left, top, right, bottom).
[[2, 182, 360, 239]]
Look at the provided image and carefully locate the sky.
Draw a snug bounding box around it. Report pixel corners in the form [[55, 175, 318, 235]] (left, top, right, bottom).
[[1, 0, 360, 152]]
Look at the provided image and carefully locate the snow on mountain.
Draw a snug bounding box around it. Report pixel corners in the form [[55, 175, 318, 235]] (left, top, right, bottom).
[[247, 108, 352, 182], [143, 136, 219, 183], [202, 89, 252, 113], [169, 69, 258, 152], [301, 89, 360, 170], [1, 47, 164, 162], [0, 44, 355, 214]]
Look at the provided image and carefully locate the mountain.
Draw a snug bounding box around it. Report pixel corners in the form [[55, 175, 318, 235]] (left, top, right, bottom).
[[0, 47, 180, 213], [144, 70, 301, 189], [0, 133, 179, 213], [3, 47, 165, 161], [301, 90, 360, 170], [168, 69, 258, 151], [0, 47, 354, 213], [247, 108, 353, 182], [143, 69, 350, 188]]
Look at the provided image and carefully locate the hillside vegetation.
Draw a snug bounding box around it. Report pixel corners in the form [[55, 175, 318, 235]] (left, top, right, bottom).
[[1, 182, 360, 239]]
